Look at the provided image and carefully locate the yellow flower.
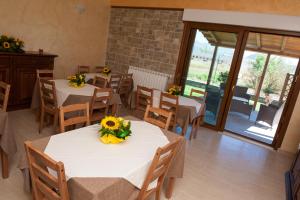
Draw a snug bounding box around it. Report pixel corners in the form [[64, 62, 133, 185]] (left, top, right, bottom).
[[101, 116, 120, 131], [103, 67, 110, 73], [123, 120, 130, 128], [100, 134, 124, 144], [3, 42, 10, 49], [118, 117, 124, 122]]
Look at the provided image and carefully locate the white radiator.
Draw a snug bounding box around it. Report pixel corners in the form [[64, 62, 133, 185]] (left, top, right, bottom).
[[128, 66, 171, 91]]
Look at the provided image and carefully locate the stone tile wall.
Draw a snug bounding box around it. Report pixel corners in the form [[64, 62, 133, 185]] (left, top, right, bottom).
[[105, 8, 184, 76]]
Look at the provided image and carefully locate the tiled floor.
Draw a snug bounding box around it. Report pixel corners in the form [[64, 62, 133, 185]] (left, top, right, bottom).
[[0, 108, 294, 200]]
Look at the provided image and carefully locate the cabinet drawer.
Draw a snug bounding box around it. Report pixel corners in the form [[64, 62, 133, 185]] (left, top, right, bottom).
[[0, 56, 11, 66], [14, 56, 52, 66]]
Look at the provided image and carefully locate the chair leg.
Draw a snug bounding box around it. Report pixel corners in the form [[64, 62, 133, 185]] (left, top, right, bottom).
[[190, 120, 196, 140], [53, 111, 58, 131], [0, 147, 9, 178], [39, 108, 45, 133]]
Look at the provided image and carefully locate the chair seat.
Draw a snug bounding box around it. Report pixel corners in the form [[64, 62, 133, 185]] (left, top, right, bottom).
[[132, 109, 145, 120]]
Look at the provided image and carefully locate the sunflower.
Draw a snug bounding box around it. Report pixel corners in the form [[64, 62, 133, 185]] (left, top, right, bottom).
[[101, 116, 120, 131], [3, 42, 10, 49], [103, 67, 110, 73]]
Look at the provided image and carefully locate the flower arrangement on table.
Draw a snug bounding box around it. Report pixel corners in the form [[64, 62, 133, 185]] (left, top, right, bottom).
[[68, 73, 86, 88], [101, 67, 111, 76], [167, 85, 181, 96], [0, 34, 24, 53], [99, 116, 131, 144]]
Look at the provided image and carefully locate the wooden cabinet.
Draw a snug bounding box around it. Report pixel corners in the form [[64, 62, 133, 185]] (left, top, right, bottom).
[[0, 52, 57, 110]]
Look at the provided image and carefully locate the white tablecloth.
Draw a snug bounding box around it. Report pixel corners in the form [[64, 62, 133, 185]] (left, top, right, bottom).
[[84, 73, 111, 82], [54, 79, 97, 106], [44, 121, 169, 189], [152, 90, 202, 113]]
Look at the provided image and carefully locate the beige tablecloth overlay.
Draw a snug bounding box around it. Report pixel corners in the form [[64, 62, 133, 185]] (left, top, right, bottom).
[[129, 91, 204, 134], [0, 111, 17, 157], [18, 116, 185, 200], [31, 80, 121, 110]]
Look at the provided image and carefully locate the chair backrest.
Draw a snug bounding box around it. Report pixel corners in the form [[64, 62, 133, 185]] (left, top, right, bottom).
[[136, 85, 153, 111], [37, 69, 53, 79], [39, 79, 57, 109], [95, 66, 105, 73], [167, 84, 182, 92], [93, 76, 108, 88], [109, 74, 122, 93], [190, 88, 207, 102], [122, 73, 133, 79], [0, 81, 10, 112], [118, 77, 133, 95], [138, 139, 181, 200], [159, 92, 178, 124], [24, 141, 69, 200], [144, 105, 172, 130], [90, 88, 112, 116], [78, 65, 90, 74], [59, 103, 90, 133]]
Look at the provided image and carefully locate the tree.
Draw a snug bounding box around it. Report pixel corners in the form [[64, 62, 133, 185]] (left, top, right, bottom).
[[245, 54, 265, 90]]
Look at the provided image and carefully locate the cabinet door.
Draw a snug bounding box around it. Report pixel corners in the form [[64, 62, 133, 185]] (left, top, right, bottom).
[[0, 56, 11, 83], [14, 68, 36, 104]]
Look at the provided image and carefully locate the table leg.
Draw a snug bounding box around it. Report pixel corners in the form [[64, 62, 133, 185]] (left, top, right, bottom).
[[166, 177, 176, 198], [0, 147, 9, 178]]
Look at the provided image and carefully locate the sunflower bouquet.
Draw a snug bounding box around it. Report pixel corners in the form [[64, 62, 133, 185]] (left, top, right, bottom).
[[167, 85, 181, 96], [0, 34, 24, 53], [101, 67, 111, 76], [99, 116, 131, 144], [68, 73, 86, 88]]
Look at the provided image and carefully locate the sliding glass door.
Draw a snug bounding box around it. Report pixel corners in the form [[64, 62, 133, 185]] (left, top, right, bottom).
[[181, 27, 243, 127], [224, 32, 300, 144], [176, 22, 300, 148]]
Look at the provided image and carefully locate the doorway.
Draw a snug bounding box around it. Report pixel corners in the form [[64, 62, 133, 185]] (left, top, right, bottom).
[[224, 32, 300, 144], [175, 22, 300, 148]]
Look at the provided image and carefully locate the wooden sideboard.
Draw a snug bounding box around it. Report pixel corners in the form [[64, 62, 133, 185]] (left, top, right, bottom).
[[0, 52, 57, 110]]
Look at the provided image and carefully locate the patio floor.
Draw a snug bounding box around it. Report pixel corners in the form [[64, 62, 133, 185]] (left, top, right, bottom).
[[224, 111, 276, 144]]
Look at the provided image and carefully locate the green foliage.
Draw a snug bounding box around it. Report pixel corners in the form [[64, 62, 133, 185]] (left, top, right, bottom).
[[0, 34, 24, 53], [217, 71, 229, 83], [245, 54, 265, 89]]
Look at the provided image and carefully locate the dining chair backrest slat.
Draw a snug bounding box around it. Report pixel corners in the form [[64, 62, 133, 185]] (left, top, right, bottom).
[[138, 139, 181, 200], [144, 105, 172, 130], [59, 103, 90, 133], [25, 141, 69, 200]]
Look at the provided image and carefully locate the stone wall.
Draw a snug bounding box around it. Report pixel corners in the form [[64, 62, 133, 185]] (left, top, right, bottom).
[[106, 8, 184, 76]]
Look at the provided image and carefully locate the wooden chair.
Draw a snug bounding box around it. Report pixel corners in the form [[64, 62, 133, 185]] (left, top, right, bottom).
[[37, 69, 54, 80], [78, 65, 90, 74], [90, 88, 112, 123], [0, 81, 10, 178], [0, 81, 10, 112], [190, 88, 207, 102], [95, 66, 105, 73], [93, 76, 108, 88], [189, 89, 207, 140], [159, 93, 179, 130], [122, 73, 133, 79], [136, 139, 180, 200], [39, 79, 58, 133], [118, 76, 133, 107], [24, 141, 69, 200], [109, 74, 122, 93], [59, 103, 90, 133], [136, 86, 153, 111], [144, 105, 172, 130]]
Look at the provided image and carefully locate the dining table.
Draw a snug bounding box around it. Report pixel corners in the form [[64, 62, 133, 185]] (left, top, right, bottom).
[[0, 110, 17, 178], [130, 89, 204, 135], [31, 79, 122, 114], [18, 116, 185, 200], [83, 72, 111, 83]]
